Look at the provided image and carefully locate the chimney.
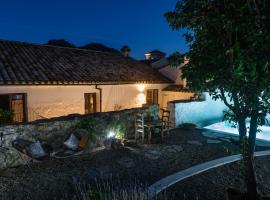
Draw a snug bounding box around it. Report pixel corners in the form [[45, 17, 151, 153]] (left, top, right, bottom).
[[121, 45, 131, 57]]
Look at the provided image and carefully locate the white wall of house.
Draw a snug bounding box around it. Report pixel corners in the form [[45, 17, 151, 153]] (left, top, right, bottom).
[[0, 83, 169, 121], [168, 93, 228, 127], [162, 91, 194, 109]]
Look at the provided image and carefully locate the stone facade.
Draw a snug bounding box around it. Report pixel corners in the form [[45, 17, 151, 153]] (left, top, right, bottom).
[[0, 105, 159, 170]]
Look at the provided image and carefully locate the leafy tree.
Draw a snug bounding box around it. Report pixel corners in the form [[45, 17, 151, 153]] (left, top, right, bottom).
[[165, 0, 270, 198]]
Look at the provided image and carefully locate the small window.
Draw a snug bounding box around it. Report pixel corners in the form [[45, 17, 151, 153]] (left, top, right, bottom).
[[84, 93, 97, 114], [146, 89, 158, 105]]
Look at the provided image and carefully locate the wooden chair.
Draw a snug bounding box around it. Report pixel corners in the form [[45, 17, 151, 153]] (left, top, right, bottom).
[[160, 109, 170, 128], [153, 109, 174, 140], [134, 113, 145, 143]]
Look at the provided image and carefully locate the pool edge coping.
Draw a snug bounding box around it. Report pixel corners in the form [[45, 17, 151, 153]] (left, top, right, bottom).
[[147, 150, 270, 198]]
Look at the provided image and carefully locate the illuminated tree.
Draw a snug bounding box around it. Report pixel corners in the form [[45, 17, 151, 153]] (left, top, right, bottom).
[[165, 1, 270, 198]]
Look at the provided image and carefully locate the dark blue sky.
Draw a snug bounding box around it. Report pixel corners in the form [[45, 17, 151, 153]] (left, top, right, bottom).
[[0, 0, 187, 59]]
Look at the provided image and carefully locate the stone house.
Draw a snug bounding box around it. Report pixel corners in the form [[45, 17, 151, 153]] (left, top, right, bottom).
[[0, 40, 193, 123]]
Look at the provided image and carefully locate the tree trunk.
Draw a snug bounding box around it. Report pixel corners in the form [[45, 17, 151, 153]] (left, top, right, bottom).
[[244, 116, 259, 199], [238, 117, 247, 144]]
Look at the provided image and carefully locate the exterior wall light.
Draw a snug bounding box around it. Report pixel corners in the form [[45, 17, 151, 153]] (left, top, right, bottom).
[[137, 84, 145, 92]]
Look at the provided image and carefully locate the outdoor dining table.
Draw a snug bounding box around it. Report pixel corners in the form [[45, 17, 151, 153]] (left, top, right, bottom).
[[144, 120, 163, 143]]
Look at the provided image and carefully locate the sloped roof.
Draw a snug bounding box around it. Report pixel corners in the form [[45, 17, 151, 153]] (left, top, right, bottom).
[[0, 40, 172, 85], [162, 84, 193, 92]]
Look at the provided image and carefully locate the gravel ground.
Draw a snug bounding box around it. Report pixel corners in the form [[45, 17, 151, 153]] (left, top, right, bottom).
[[0, 128, 269, 200], [165, 156, 270, 200]]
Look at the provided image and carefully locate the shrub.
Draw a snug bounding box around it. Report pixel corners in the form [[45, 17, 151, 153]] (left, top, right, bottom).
[[115, 120, 126, 139], [107, 119, 126, 139], [0, 108, 14, 124], [75, 117, 103, 141]]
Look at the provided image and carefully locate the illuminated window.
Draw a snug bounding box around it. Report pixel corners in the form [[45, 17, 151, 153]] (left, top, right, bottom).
[[146, 89, 158, 105], [84, 93, 97, 114]]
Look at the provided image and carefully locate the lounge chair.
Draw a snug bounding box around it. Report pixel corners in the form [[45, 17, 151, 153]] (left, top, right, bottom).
[[12, 139, 53, 173], [52, 133, 90, 158], [12, 131, 90, 160], [12, 139, 53, 161]]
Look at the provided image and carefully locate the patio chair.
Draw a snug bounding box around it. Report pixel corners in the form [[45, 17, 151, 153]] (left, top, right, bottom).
[[12, 139, 53, 161], [12, 131, 90, 162], [12, 139, 53, 173], [152, 109, 174, 141], [52, 133, 90, 158], [134, 112, 145, 143]]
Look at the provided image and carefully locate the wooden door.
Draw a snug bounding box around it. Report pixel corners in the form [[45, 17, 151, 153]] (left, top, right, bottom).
[[11, 94, 27, 123], [85, 93, 97, 114], [0, 94, 27, 123]]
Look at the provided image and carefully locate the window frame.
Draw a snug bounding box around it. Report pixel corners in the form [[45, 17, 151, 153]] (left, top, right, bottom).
[[0, 93, 28, 123], [146, 89, 159, 105], [84, 93, 97, 114]]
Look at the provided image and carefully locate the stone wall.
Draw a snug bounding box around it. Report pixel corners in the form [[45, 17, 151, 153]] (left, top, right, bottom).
[[0, 105, 159, 170]]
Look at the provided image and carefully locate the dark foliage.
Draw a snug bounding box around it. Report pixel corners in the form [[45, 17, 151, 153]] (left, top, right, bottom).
[[46, 39, 76, 48], [81, 43, 120, 53], [165, 0, 270, 198]]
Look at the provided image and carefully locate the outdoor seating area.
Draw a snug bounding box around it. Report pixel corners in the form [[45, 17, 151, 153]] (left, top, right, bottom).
[[9, 107, 172, 165], [135, 108, 174, 144], [1, 127, 270, 200], [12, 131, 90, 160]]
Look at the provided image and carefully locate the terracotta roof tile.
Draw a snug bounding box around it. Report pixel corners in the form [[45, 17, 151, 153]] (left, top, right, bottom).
[[0, 40, 172, 85]]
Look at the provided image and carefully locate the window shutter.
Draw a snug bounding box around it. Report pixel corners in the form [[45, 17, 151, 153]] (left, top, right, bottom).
[[146, 90, 152, 104], [153, 89, 158, 104]]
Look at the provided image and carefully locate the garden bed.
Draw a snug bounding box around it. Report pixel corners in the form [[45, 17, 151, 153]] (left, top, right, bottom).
[[0, 128, 269, 199], [164, 156, 270, 200]]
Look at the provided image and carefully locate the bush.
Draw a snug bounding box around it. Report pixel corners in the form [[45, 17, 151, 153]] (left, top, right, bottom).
[[0, 108, 13, 124], [115, 120, 126, 139], [75, 117, 102, 141], [107, 119, 126, 140]]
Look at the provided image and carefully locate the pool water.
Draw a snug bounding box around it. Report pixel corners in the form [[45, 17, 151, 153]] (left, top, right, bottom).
[[204, 121, 270, 142]]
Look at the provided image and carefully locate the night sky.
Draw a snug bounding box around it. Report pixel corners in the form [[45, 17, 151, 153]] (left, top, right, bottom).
[[0, 0, 188, 59]]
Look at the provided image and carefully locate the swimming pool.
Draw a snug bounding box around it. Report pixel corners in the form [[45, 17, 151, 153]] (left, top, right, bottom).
[[204, 121, 270, 142]]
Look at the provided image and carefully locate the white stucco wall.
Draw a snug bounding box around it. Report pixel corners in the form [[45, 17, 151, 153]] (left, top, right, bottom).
[[169, 93, 228, 127], [161, 91, 194, 109], [0, 84, 169, 121]]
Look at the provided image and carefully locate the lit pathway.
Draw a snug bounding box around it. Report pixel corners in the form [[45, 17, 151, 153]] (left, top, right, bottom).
[[147, 150, 270, 198]]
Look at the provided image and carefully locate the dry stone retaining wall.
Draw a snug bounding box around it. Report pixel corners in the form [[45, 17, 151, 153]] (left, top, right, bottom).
[[0, 105, 159, 170]]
